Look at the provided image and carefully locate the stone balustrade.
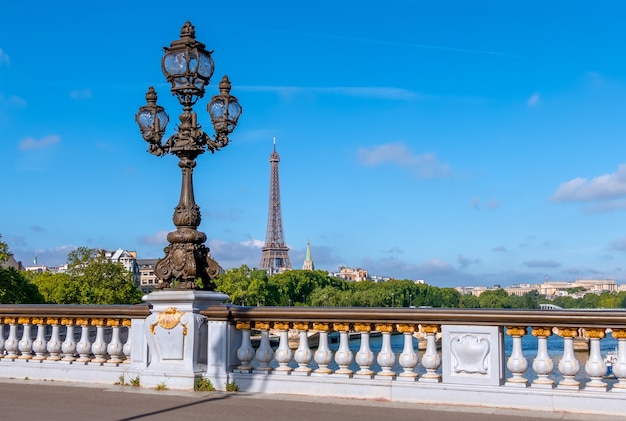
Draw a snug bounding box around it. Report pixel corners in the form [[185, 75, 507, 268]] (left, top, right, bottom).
[[0, 304, 150, 384], [1, 298, 625, 416]]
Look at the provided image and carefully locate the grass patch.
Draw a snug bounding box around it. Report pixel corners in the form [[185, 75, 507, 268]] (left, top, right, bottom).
[[225, 381, 239, 392], [194, 377, 216, 392]]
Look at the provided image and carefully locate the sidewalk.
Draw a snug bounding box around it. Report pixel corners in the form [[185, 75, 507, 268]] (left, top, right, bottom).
[[0, 379, 621, 421]]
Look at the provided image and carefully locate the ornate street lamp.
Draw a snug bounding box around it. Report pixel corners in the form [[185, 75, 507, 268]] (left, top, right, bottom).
[[136, 22, 242, 290]]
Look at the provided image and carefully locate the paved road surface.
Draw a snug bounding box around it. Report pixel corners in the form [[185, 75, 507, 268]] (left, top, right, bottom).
[[0, 379, 622, 421]]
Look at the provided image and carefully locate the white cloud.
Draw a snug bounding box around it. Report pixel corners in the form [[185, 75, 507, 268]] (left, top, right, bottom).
[[552, 164, 626, 202], [527, 92, 540, 106], [69, 88, 92, 100], [457, 255, 481, 268], [139, 230, 169, 246], [357, 142, 450, 178], [523, 260, 561, 268], [0, 48, 9, 65], [239, 85, 422, 101], [19, 135, 60, 151]]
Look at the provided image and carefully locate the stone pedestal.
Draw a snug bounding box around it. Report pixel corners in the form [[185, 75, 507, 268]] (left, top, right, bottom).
[[140, 290, 228, 390]]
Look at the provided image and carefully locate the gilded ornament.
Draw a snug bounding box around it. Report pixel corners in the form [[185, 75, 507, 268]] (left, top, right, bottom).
[[397, 323, 416, 334], [293, 322, 309, 331], [333, 322, 351, 332], [612, 329, 626, 340], [236, 321, 251, 330], [584, 328, 606, 339], [17, 317, 31, 325], [506, 326, 527, 337], [313, 322, 330, 332], [4, 317, 16, 324], [531, 327, 552, 337], [122, 319, 132, 327], [46, 318, 60, 325], [31, 317, 45, 325], [556, 327, 579, 338], [61, 318, 75, 326], [353, 323, 371, 332], [150, 307, 187, 334], [420, 324, 440, 334], [76, 318, 90, 326], [254, 321, 270, 331], [273, 322, 290, 331], [91, 318, 105, 327], [375, 323, 393, 333], [107, 319, 121, 327]]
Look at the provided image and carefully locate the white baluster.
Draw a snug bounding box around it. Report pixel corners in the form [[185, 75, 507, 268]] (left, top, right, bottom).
[[419, 324, 441, 382], [375, 324, 396, 378], [75, 318, 92, 363], [61, 318, 77, 362], [354, 323, 374, 378], [505, 326, 528, 387], [273, 322, 293, 374], [0, 320, 5, 358], [584, 328, 607, 391], [611, 328, 626, 392], [31, 318, 48, 361], [531, 327, 554, 388], [90, 318, 107, 364], [333, 323, 353, 377], [253, 322, 273, 372], [556, 328, 580, 390], [293, 322, 312, 375], [18, 317, 33, 360], [122, 319, 131, 363], [235, 322, 255, 372], [46, 318, 62, 361], [397, 324, 418, 380], [106, 319, 123, 364], [313, 323, 333, 375], [4, 317, 19, 360]]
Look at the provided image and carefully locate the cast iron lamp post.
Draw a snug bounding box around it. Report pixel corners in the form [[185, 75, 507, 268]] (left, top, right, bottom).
[[135, 22, 242, 290]]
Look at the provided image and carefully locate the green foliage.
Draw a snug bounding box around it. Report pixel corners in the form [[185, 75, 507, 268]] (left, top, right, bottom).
[[27, 247, 143, 305], [129, 376, 140, 387], [214, 265, 270, 306], [194, 377, 216, 392], [156, 382, 167, 391], [0, 267, 44, 304], [460, 294, 480, 308], [225, 381, 239, 392], [478, 289, 512, 309], [0, 234, 11, 263]]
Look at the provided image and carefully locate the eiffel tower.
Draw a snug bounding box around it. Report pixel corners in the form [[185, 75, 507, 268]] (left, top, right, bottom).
[[259, 138, 292, 274]]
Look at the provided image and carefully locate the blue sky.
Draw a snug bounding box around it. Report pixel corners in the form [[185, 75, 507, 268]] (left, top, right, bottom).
[[2, 1, 626, 287]]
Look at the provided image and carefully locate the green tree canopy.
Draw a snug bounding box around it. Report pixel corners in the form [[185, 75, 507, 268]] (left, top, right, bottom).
[[0, 234, 43, 303]]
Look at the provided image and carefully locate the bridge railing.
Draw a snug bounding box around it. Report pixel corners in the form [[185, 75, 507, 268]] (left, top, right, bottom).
[[202, 305, 626, 415], [0, 304, 150, 384]]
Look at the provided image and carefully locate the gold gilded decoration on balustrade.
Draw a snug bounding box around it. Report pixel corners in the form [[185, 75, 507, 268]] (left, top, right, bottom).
[[17, 317, 31, 324], [46, 318, 60, 325], [150, 307, 187, 335], [76, 318, 90, 326], [293, 322, 309, 331], [333, 322, 351, 332], [61, 317, 75, 326], [397, 323, 417, 334], [91, 318, 105, 327], [31, 317, 45, 325], [353, 323, 372, 332], [375, 323, 394, 333], [506, 326, 527, 337], [612, 328, 626, 339], [312, 322, 330, 332], [107, 319, 122, 327], [254, 321, 271, 331], [531, 327, 552, 337], [273, 321, 290, 331], [4, 317, 16, 324], [236, 321, 251, 330], [556, 327, 579, 338], [420, 324, 440, 334], [584, 328, 606, 339], [122, 319, 132, 327]]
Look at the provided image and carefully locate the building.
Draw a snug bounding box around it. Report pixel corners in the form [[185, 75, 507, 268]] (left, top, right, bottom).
[[137, 258, 158, 293], [302, 241, 314, 271], [101, 249, 140, 286], [0, 255, 24, 271], [332, 266, 369, 282]]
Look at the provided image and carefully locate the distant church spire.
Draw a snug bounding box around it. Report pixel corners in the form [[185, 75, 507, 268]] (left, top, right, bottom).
[[302, 240, 314, 271]]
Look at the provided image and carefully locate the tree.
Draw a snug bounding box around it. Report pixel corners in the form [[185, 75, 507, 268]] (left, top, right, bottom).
[[0, 234, 43, 303], [214, 265, 270, 306], [478, 289, 512, 309], [0, 233, 11, 263], [460, 294, 480, 308]]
